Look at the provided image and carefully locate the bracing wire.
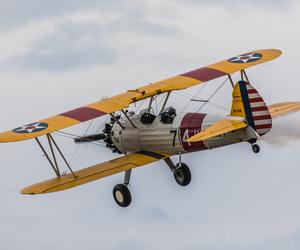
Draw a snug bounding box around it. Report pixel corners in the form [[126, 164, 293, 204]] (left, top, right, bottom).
[[208, 101, 230, 111], [71, 116, 110, 164], [54, 131, 107, 148], [156, 93, 167, 108], [195, 78, 229, 113], [68, 119, 95, 163], [179, 83, 207, 114], [135, 99, 146, 113], [155, 95, 158, 114]]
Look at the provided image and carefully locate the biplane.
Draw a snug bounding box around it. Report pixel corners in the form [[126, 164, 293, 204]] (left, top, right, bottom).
[[1, 48, 300, 207]]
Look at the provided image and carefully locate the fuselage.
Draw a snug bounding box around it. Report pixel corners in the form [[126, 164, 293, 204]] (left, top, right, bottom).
[[111, 112, 259, 156]]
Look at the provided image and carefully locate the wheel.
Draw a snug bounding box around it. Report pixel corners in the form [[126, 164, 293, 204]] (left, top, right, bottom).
[[113, 184, 132, 207], [252, 144, 260, 153], [173, 163, 191, 186]]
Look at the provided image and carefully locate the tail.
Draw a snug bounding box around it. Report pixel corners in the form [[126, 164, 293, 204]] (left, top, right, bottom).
[[230, 80, 272, 136]]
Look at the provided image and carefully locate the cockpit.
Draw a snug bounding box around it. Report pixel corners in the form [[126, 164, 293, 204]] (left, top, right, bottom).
[[139, 106, 177, 125], [139, 108, 157, 124], [159, 106, 176, 124]]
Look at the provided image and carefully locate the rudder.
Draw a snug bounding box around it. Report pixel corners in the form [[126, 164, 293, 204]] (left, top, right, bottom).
[[230, 80, 272, 136]]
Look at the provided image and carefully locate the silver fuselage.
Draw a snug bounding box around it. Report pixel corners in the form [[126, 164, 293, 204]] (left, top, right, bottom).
[[111, 112, 259, 155]]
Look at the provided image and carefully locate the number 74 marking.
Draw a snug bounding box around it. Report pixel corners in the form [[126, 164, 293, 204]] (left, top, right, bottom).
[[170, 130, 177, 147]]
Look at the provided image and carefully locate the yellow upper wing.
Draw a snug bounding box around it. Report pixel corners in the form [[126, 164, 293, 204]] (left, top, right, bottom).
[[0, 49, 281, 143], [268, 102, 300, 118], [21, 151, 169, 195], [187, 119, 247, 142]]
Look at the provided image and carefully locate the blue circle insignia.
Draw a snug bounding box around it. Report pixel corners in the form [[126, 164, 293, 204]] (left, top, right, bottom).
[[13, 122, 49, 134], [228, 53, 262, 64]]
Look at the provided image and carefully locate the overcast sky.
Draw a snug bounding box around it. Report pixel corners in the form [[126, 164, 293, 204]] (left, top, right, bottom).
[[1, 1, 300, 250]]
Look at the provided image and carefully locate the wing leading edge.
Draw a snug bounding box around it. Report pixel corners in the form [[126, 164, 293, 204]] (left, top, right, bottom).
[[21, 151, 169, 195], [0, 49, 282, 143], [268, 102, 300, 118], [187, 119, 247, 142]]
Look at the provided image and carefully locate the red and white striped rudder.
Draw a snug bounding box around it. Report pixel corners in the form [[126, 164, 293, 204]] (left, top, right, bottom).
[[230, 80, 272, 136]]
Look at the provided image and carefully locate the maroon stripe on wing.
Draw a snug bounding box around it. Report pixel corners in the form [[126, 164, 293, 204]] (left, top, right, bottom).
[[60, 107, 106, 122], [180, 67, 226, 82]]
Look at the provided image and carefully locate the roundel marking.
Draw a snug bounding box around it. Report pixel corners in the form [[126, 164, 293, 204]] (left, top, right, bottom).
[[228, 53, 262, 64], [13, 122, 49, 134]]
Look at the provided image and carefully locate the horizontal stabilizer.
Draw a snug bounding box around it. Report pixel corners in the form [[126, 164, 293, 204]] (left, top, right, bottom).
[[268, 102, 300, 118], [187, 119, 247, 143], [21, 151, 169, 195]]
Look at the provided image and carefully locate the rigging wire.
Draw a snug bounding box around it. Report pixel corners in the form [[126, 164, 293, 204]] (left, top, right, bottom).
[[135, 99, 146, 113], [54, 131, 106, 148], [71, 116, 110, 165], [155, 94, 158, 114], [195, 78, 229, 113], [208, 101, 230, 111], [178, 83, 207, 114], [69, 119, 94, 163], [157, 93, 167, 108]]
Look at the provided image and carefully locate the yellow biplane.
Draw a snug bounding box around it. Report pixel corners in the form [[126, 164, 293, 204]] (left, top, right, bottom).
[[1, 49, 299, 207]]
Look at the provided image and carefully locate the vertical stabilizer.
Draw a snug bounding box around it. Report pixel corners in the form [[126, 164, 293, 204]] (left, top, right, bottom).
[[230, 80, 272, 136]]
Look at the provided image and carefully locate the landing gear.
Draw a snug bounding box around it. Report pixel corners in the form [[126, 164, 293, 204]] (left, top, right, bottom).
[[113, 183, 131, 207], [248, 139, 260, 154], [173, 163, 191, 186], [113, 170, 132, 207], [164, 155, 192, 186], [252, 144, 260, 153]]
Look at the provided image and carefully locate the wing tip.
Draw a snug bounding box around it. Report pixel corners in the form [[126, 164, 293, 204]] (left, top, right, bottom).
[[260, 48, 283, 58]]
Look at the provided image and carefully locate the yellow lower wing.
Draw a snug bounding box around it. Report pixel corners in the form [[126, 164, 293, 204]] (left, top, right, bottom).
[[268, 102, 300, 118], [187, 119, 247, 142], [21, 151, 169, 195]]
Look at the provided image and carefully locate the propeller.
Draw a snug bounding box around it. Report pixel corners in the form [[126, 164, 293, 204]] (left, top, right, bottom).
[[74, 117, 121, 153], [74, 133, 106, 143]]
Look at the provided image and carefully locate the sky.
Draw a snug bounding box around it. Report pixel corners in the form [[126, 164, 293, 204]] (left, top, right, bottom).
[[0, 0, 300, 249]]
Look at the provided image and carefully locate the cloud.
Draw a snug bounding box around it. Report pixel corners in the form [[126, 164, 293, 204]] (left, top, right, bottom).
[[182, 0, 295, 9], [1, 1, 300, 250], [0, 6, 177, 71], [16, 22, 117, 71], [0, 0, 118, 30]]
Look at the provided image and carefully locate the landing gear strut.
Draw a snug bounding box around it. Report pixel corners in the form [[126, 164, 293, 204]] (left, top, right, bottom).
[[112, 170, 132, 207], [164, 154, 191, 186]]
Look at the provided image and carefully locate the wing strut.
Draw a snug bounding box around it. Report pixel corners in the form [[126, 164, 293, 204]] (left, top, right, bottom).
[[35, 134, 76, 178], [121, 109, 137, 128], [241, 69, 250, 82], [110, 113, 125, 129], [161, 91, 171, 112], [228, 74, 235, 88]]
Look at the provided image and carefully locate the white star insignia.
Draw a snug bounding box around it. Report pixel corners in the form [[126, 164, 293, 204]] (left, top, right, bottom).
[[13, 122, 48, 133], [229, 53, 262, 63]]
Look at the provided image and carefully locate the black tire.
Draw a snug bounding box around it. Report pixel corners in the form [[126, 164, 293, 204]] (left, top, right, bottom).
[[113, 184, 132, 207], [173, 163, 191, 186], [252, 144, 260, 153]]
